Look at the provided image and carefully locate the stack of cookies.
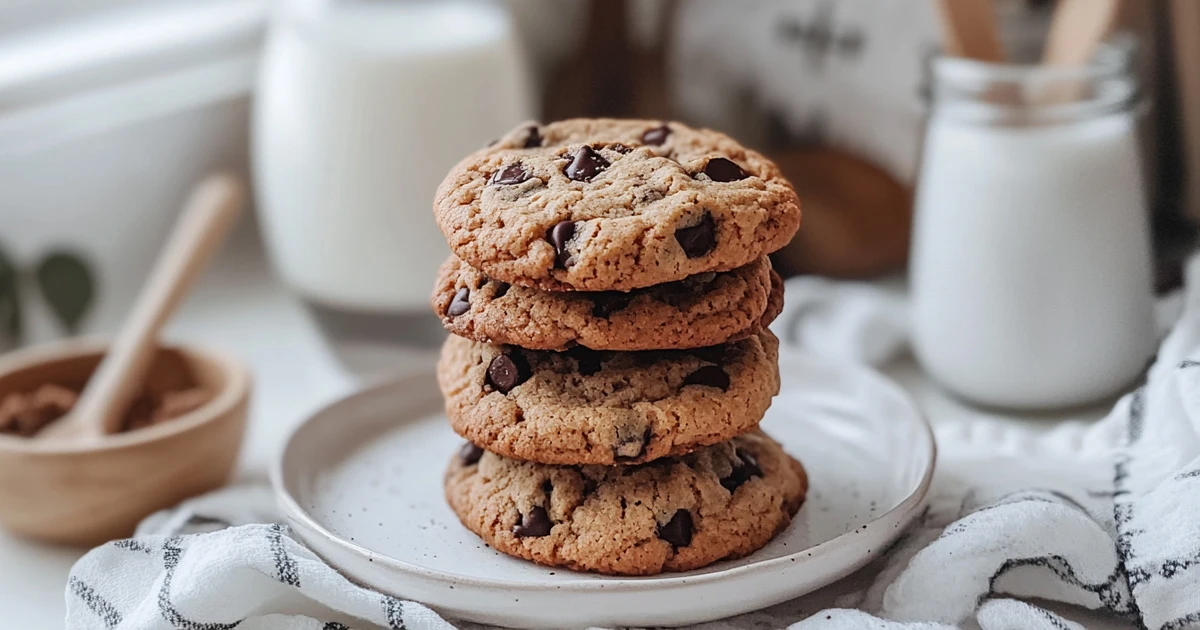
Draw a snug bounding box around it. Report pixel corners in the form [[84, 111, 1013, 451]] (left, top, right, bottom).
[[430, 119, 807, 576]]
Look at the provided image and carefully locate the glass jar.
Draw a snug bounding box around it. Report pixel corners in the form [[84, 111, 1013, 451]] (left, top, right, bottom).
[[254, 0, 534, 370], [910, 44, 1156, 409]]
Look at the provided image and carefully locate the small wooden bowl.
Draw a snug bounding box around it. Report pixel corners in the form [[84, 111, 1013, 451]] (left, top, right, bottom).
[[0, 340, 250, 546]]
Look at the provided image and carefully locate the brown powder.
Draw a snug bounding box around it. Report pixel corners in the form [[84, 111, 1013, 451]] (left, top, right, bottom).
[[0, 384, 78, 437], [0, 385, 211, 437]]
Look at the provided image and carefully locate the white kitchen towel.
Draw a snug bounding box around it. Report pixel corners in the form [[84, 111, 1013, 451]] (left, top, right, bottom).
[[773, 275, 909, 367], [67, 259, 1200, 630]]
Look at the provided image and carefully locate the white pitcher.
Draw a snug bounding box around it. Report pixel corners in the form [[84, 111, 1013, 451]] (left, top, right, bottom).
[[910, 46, 1156, 409]]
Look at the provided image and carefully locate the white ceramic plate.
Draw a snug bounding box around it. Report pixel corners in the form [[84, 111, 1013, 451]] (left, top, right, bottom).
[[273, 354, 936, 629]]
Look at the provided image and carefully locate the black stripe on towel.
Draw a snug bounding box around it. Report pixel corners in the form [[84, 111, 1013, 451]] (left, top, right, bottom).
[[157, 536, 242, 630], [269, 523, 301, 587], [383, 596, 407, 630], [69, 576, 122, 629]]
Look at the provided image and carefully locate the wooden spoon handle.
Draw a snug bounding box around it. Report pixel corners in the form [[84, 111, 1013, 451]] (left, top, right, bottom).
[[1043, 0, 1121, 66], [71, 175, 245, 437], [936, 0, 1005, 62], [1036, 0, 1121, 105]]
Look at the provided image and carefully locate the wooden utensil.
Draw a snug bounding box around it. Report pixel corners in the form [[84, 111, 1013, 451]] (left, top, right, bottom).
[[935, 0, 1005, 62], [1043, 0, 1122, 67], [1035, 0, 1121, 105], [39, 174, 244, 441]]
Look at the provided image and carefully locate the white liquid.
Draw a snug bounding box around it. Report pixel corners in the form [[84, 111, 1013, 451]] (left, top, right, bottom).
[[911, 113, 1156, 408], [254, 1, 533, 310]]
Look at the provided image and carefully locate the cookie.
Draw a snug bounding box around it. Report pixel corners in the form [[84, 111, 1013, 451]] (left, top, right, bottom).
[[444, 430, 808, 575], [437, 330, 780, 466], [434, 119, 802, 291], [432, 255, 783, 351]]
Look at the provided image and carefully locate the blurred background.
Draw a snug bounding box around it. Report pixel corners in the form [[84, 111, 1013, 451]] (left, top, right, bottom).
[[0, 0, 1195, 360]]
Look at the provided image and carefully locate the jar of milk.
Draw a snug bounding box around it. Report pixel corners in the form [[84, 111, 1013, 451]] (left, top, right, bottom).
[[910, 44, 1155, 409], [254, 0, 534, 368]]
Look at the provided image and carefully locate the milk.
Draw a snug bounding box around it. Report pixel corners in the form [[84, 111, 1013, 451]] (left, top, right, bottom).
[[254, 1, 533, 313], [910, 53, 1155, 409]]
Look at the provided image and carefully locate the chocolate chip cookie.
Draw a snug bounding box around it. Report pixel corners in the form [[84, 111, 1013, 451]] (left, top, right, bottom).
[[434, 119, 802, 291], [437, 330, 780, 466], [432, 255, 783, 351], [444, 430, 807, 575]]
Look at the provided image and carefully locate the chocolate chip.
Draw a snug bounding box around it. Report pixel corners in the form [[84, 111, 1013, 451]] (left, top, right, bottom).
[[459, 442, 484, 465], [614, 427, 650, 460], [566, 346, 603, 376], [608, 143, 633, 154], [590, 292, 632, 318], [657, 509, 693, 547], [683, 365, 730, 391], [487, 353, 529, 394], [652, 279, 693, 307], [563, 146, 610, 182], [691, 345, 727, 364], [492, 282, 510, 299], [642, 124, 671, 145], [523, 125, 542, 148], [702, 157, 748, 182], [447, 287, 470, 317], [547, 220, 576, 268], [491, 164, 529, 185], [720, 450, 762, 492], [674, 213, 716, 258], [739, 451, 762, 476], [513, 506, 552, 537]]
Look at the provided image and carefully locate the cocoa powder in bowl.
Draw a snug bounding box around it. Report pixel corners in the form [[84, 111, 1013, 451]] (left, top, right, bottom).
[[0, 383, 211, 437]]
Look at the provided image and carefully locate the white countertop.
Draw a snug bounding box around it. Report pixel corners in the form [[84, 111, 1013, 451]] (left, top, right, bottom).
[[0, 225, 1127, 629]]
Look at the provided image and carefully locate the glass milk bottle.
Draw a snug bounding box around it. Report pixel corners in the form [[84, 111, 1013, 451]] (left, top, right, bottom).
[[910, 46, 1155, 409], [254, 0, 533, 365]]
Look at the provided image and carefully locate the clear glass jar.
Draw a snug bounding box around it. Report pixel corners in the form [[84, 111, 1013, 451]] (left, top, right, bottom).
[[910, 44, 1156, 409], [254, 0, 534, 370]]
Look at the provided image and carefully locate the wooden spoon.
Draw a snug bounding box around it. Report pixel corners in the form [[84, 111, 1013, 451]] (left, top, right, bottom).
[[1037, 0, 1121, 104], [936, 0, 1005, 62], [1043, 0, 1121, 67], [38, 174, 245, 441]]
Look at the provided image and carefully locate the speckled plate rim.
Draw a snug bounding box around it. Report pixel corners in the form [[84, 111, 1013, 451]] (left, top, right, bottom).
[[271, 356, 936, 596]]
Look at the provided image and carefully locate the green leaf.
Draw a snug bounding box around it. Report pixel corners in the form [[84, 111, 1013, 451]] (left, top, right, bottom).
[[0, 243, 20, 346], [35, 250, 95, 334]]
